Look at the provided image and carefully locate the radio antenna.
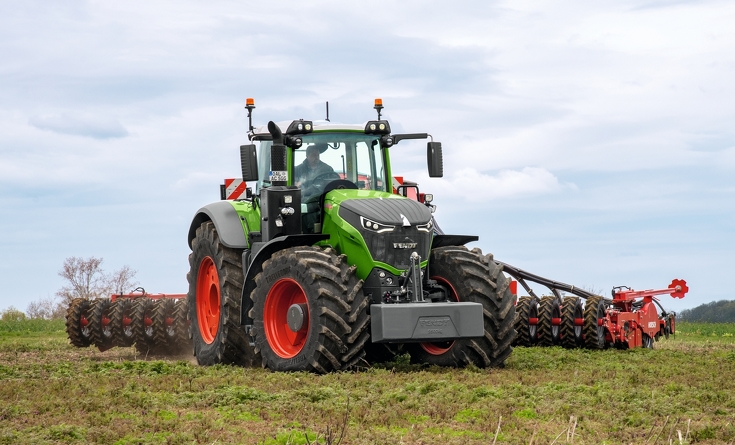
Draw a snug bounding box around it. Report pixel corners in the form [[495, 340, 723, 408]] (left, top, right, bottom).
[[326, 101, 330, 122]]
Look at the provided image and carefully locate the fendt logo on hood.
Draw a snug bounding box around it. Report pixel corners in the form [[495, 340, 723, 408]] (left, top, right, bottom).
[[393, 238, 417, 249]]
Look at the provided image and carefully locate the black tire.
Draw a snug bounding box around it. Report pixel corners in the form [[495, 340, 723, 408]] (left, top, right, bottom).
[[188, 221, 257, 366], [537, 296, 561, 347], [173, 298, 191, 353], [514, 296, 538, 347], [132, 298, 159, 355], [406, 247, 516, 368], [583, 296, 607, 349], [109, 298, 135, 347], [560, 296, 584, 349], [152, 299, 177, 353], [249, 246, 370, 373], [88, 298, 115, 350], [363, 343, 402, 365], [642, 333, 654, 349], [66, 298, 93, 348]]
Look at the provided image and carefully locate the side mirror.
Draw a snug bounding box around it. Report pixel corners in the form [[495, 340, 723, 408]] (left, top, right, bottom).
[[240, 144, 258, 182], [427, 142, 443, 178]]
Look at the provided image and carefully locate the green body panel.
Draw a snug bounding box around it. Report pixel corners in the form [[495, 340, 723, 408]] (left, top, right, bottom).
[[318, 189, 428, 280], [229, 200, 261, 248]]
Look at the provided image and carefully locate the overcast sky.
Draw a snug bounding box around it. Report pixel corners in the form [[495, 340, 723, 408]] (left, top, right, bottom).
[[1, 0, 733, 313]]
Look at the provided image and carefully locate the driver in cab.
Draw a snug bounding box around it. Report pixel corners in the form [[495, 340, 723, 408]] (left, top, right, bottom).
[[294, 143, 334, 199]]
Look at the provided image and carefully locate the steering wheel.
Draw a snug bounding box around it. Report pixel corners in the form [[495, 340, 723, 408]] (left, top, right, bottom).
[[309, 171, 342, 189]]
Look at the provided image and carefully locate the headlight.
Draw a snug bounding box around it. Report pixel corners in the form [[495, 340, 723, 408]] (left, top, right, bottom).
[[360, 216, 395, 233], [417, 220, 433, 233]]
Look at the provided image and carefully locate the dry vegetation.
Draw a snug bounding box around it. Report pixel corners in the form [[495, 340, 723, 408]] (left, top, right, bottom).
[[1, 321, 735, 444]]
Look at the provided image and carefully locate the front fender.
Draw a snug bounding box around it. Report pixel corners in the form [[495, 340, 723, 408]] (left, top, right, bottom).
[[188, 201, 249, 249]]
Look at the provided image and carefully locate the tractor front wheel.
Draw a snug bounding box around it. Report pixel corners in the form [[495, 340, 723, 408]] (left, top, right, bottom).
[[407, 247, 516, 368], [249, 246, 369, 373], [188, 221, 257, 366]]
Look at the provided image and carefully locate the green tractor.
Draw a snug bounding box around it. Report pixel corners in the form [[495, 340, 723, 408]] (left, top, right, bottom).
[[186, 99, 516, 372]]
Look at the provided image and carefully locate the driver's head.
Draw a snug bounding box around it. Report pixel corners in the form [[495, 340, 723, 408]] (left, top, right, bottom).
[[306, 144, 325, 166]]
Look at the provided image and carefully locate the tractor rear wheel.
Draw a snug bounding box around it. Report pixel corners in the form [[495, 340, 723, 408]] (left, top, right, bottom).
[[249, 246, 369, 373], [66, 298, 93, 348], [89, 298, 115, 351], [514, 296, 538, 347], [560, 296, 584, 349], [152, 299, 177, 353], [407, 247, 516, 368], [109, 298, 135, 347], [583, 296, 607, 349], [188, 221, 257, 366], [537, 296, 561, 346], [133, 298, 159, 355]]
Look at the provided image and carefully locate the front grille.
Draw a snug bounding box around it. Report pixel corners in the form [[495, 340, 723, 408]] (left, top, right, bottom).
[[365, 228, 430, 270]]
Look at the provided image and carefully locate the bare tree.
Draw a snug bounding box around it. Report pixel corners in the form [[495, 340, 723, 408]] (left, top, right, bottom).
[[55, 257, 138, 305], [26, 296, 67, 320], [104, 264, 139, 296]]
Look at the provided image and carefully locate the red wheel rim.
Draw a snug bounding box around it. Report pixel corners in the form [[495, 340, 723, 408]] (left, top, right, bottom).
[[196, 256, 220, 344], [421, 276, 458, 356], [264, 278, 309, 358]]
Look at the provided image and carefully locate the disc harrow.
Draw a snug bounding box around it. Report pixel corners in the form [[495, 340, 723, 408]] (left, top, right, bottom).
[[65, 289, 191, 354], [501, 262, 687, 350]]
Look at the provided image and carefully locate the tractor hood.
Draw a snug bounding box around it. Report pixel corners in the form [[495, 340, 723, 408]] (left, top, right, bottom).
[[338, 196, 432, 227]]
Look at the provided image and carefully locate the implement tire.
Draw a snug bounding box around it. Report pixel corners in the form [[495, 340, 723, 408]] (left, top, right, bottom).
[[537, 296, 561, 347], [188, 221, 257, 366], [152, 299, 177, 353], [109, 298, 135, 347], [89, 298, 115, 351], [173, 298, 191, 353], [249, 246, 369, 373], [584, 296, 608, 349], [407, 247, 516, 368], [560, 296, 584, 349], [66, 298, 93, 348], [514, 296, 538, 347], [133, 298, 159, 355]]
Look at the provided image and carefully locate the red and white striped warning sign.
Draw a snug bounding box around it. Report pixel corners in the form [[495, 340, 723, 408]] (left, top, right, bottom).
[[223, 178, 247, 200]]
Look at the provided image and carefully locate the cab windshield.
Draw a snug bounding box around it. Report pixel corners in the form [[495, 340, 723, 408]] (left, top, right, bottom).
[[256, 133, 387, 194]]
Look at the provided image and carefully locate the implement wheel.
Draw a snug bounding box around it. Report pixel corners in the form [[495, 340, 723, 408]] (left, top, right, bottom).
[[89, 298, 115, 351], [514, 296, 538, 347], [66, 298, 93, 348], [133, 298, 159, 355], [109, 298, 135, 347], [249, 246, 369, 373], [188, 221, 256, 366], [152, 299, 177, 353], [173, 298, 191, 353], [642, 333, 654, 349], [407, 247, 516, 368], [537, 296, 561, 346], [560, 296, 584, 349], [583, 296, 608, 349]]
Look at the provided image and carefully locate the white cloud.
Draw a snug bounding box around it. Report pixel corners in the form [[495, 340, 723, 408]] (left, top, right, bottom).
[[436, 167, 572, 202], [28, 113, 129, 139]]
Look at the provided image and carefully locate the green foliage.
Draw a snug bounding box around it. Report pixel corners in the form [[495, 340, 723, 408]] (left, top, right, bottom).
[[2, 325, 735, 444], [0, 307, 26, 322], [0, 317, 65, 333], [679, 299, 735, 322]]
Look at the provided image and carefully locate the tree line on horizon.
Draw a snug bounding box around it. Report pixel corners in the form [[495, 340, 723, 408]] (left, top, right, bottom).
[[677, 299, 735, 323]]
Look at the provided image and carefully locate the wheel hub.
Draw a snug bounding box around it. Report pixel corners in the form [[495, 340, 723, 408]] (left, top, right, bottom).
[[287, 303, 308, 332]]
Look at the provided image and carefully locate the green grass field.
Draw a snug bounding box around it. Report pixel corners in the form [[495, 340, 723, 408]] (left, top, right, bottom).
[[1, 320, 734, 444]]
